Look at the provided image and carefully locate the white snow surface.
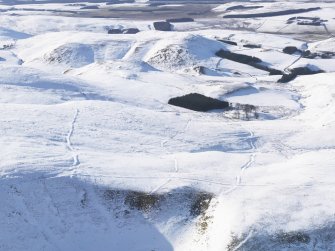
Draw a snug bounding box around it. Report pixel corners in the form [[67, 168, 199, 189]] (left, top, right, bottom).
[[0, 1, 335, 251]]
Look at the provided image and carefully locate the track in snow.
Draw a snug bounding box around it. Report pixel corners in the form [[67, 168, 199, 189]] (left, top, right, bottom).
[[66, 108, 80, 167]]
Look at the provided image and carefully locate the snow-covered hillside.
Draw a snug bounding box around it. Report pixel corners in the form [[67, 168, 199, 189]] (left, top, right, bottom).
[[1, 1, 335, 250]]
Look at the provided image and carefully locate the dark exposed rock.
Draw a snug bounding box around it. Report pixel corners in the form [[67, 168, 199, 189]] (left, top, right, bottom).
[[223, 7, 321, 18], [153, 21, 172, 31], [283, 46, 302, 55], [166, 17, 194, 23], [278, 65, 324, 83], [243, 44, 261, 49], [168, 93, 230, 112], [218, 40, 238, 46]]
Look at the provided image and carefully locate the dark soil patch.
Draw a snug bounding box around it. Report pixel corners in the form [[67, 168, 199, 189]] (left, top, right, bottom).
[[168, 93, 230, 112]]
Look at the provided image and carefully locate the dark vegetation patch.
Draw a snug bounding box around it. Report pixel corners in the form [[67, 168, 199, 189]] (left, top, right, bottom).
[[168, 93, 230, 112], [227, 230, 313, 250], [125, 192, 161, 213], [303, 50, 335, 59], [166, 17, 194, 23], [216, 49, 283, 75], [80, 5, 99, 10], [153, 21, 172, 31], [287, 16, 328, 26], [218, 40, 238, 46], [107, 28, 140, 34], [222, 7, 321, 18], [190, 192, 213, 217], [227, 233, 248, 251], [107, 28, 122, 34], [0, 43, 14, 50], [193, 65, 206, 75], [232, 103, 259, 120], [101, 187, 215, 223], [190, 192, 214, 234], [184, 65, 225, 76], [183, 65, 208, 75], [243, 44, 261, 49], [216, 50, 262, 64], [283, 46, 302, 55], [278, 66, 324, 83], [277, 231, 311, 244], [80, 190, 88, 208], [65, 3, 86, 6], [283, 46, 335, 59], [168, 93, 260, 120], [226, 5, 263, 11], [103, 189, 163, 213], [123, 28, 140, 34]]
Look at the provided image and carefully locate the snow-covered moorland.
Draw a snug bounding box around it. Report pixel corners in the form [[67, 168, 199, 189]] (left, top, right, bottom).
[[1, 0, 335, 250]]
